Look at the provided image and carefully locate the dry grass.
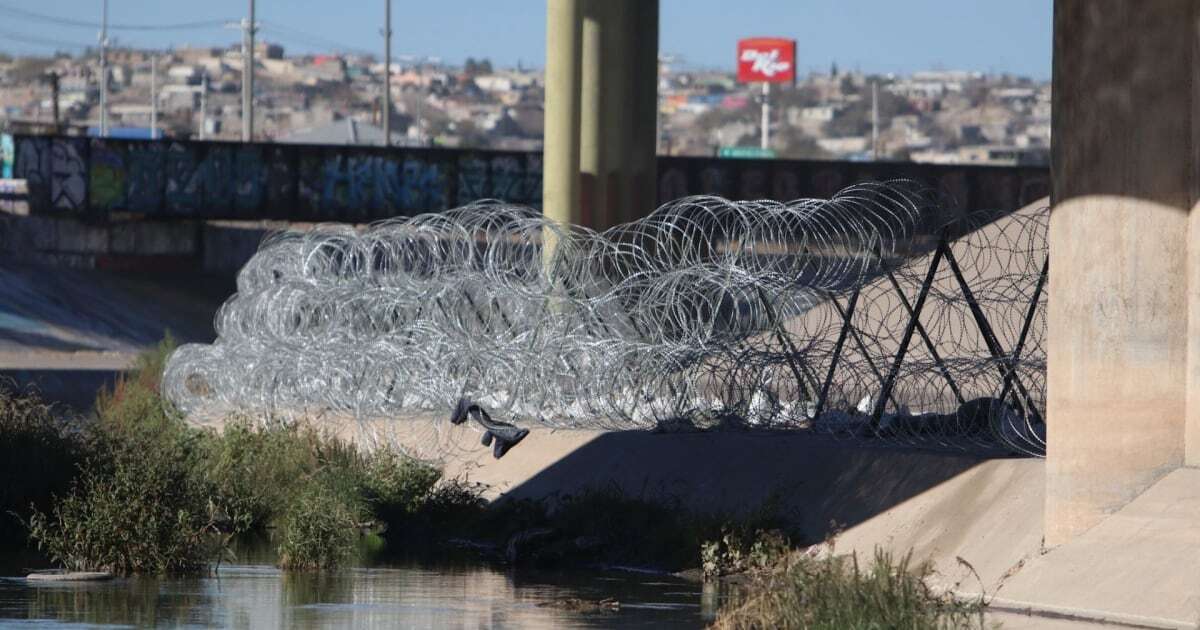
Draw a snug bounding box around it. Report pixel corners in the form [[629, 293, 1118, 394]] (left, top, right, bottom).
[[712, 548, 987, 630]]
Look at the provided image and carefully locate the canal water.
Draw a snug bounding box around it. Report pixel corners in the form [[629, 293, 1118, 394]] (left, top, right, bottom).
[[0, 561, 720, 629]]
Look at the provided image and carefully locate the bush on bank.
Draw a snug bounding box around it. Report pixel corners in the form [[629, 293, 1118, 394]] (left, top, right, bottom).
[[0, 385, 90, 549], [712, 548, 985, 630], [10, 340, 802, 576], [19, 338, 472, 574]]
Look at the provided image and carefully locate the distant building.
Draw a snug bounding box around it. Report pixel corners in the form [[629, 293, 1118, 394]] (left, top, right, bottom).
[[817, 136, 869, 155], [279, 118, 410, 146], [255, 41, 285, 61]]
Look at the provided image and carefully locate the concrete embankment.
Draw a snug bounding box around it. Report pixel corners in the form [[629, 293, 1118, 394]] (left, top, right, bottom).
[[268, 414, 1197, 629], [0, 259, 225, 410]]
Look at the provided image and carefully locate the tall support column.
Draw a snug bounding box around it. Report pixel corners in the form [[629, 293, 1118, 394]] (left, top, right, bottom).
[[578, 0, 606, 228], [627, 0, 659, 223], [1188, 0, 1200, 468], [543, 0, 583, 230], [543, 0, 658, 230], [1046, 0, 1195, 546], [600, 0, 630, 230]]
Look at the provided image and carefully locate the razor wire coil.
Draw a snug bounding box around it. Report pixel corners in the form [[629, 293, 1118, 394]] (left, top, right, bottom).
[[163, 180, 1048, 457]]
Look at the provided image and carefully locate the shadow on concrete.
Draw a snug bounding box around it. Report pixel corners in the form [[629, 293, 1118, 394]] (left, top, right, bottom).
[[499, 429, 1006, 544], [0, 261, 228, 353], [0, 259, 232, 411]]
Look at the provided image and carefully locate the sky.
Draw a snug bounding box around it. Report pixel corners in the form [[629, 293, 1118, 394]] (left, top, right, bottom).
[[0, 0, 1052, 79]]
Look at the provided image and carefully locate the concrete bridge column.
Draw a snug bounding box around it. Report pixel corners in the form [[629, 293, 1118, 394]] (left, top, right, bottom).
[[1047, 0, 1197, 546], [542, 0, 582, 228], [542, 0, 659, 231], [579, 0, 607, 228]]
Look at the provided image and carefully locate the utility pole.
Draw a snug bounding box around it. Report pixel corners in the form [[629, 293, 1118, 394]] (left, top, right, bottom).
[[150, 56, 158, 139], [382, 0, 391, 146], [241, 0, 256, 142], [199, 74, 208, 140], [98, 0, 109, 136], [415, 63, 424, 145], [871, 80, 879, 160], [46, 72, 61, 134]]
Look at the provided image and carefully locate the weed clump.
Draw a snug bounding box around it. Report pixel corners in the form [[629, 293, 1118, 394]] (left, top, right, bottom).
[[702, 527, 792, 580], [712, 548, 985, 630], [27, 337, 225, 574], [277, 477, 364, 570], [0, 385, 89, 548]]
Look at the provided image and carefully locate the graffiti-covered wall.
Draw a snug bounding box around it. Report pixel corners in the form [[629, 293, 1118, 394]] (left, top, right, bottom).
[[0, 134, 13, 179], [655, 156, 1049, 218], [12, 136, 543, 221], [11, 134, 1048, 222]]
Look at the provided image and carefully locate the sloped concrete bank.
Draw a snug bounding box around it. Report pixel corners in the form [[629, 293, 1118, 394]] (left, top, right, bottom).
[[221, 414, 1198, 629]]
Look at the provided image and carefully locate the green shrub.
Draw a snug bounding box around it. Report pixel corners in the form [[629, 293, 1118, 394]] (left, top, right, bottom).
[[712, 549, 985, 630], [198, 417, 321, 532], [26, 406, 219, 575], [0, 386, 90, 548], [26, 336, 228, 575], [361, 449, 441, 513], [276, 476, 364, 571]]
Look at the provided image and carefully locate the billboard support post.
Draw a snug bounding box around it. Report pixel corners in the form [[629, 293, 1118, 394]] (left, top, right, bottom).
[[761, 82, 770, 150]]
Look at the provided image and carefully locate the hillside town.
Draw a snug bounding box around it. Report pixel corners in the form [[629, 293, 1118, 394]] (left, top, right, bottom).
[[0, 43, 1049, 165]]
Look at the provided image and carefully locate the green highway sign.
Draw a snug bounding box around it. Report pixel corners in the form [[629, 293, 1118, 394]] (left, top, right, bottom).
[[717, 146, 776, 159]]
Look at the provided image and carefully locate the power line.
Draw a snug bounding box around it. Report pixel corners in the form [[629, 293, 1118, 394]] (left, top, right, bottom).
[[0, 28, 91, 51], [0, 2, 227, 31], [0, 4, 383, 57], [259, 20, 375, 57]]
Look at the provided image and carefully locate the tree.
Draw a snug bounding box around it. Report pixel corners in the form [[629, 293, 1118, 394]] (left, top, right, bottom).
[[776, 125, 832, 160], [9, 57, 54, 83], [839, 75, 859, 95], [823, 88, 915, 138], [774, 84, 823, 109], [453, 120, 490, 149], [463, 57, 492, 77]]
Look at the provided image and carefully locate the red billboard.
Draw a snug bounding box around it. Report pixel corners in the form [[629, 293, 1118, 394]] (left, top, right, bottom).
[[736, 37, 796, 84]]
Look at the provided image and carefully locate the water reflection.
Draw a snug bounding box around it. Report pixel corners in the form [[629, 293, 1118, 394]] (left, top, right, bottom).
[[0, 562, 716, 629]]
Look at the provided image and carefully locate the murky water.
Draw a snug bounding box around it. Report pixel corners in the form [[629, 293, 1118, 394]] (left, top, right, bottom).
[[0, 561, 719, 629]]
